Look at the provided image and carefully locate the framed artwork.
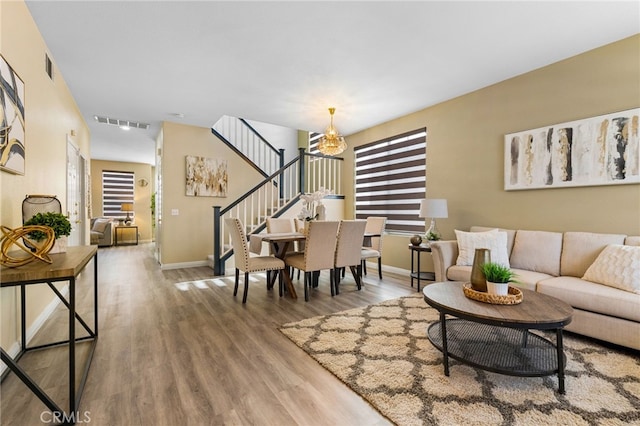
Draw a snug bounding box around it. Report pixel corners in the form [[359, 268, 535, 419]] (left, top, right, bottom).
[[505, 108, 639, 190], [185, 155, 228, 197], [0, 55, 26, 175]]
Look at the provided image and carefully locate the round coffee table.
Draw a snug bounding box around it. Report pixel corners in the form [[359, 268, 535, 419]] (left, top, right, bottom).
[[423, 282, 573, 393]]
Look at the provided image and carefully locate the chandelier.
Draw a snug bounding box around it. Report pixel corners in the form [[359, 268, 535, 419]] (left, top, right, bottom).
[[318, 107, 347, 156]]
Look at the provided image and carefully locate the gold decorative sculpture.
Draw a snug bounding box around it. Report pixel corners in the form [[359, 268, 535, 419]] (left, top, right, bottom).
[[0, 225, 55, 267]]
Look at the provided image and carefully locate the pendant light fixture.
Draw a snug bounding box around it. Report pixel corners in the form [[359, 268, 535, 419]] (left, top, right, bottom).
[[318, 107, 347, 156]]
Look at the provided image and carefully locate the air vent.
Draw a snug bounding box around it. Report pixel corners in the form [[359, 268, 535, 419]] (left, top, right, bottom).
[[45, 54, 53, 80], [94, 116, 150, 130]]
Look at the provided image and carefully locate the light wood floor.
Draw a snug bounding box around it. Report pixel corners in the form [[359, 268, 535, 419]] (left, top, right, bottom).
[[1, 243, 419, 425]]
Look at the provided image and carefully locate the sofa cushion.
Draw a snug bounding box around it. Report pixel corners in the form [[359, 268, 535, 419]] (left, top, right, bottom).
[[625, 236, 640, 246], [445, 266, 549, 292], [537, 276, 640, 322], [455, 229, 510, 267], [582, 244, 640, 294], [509, 269, 553, 291], [470, 226, 516, 257], [510, 230, 562, 276], [560, 232, 626, 277], [92, 218, 111, 234], [446, 265, 472, 282]]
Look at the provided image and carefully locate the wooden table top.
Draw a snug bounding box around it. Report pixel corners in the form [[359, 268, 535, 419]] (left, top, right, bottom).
[[1, 245, 97, 286], [423, 281, 573, 329], [260, 232, 306, 243]]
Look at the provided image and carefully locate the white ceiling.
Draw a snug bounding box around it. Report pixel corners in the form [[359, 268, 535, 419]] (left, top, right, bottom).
[[25, 1, 640, 165]]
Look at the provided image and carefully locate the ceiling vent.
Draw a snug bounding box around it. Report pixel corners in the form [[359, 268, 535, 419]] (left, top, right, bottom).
[[94, 115, 150, 130]]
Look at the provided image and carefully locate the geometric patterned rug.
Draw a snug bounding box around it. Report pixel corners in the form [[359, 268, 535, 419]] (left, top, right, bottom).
[[280, 294, 640, 426]]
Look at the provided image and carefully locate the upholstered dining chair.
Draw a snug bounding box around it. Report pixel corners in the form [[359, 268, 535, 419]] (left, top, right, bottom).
[[225, 218, 285, 303], [361, 216, 387, 279], [266, 217, 295, 233], [265, 216, 299, 284], [284, 220, 339, 301], [333, 220, 367, 295]]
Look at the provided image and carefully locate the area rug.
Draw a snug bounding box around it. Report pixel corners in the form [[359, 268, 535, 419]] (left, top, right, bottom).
[[280, 294, 640, 426]]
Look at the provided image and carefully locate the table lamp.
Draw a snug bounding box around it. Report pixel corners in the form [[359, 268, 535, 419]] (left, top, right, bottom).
[[420, 199, 448, 241], [121, 203, 134, 225]]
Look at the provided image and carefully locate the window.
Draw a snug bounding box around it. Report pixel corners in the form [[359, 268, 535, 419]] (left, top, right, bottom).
[[308, 131, 322, 155], [102, 170, 134, 220], [354, 128, 426, 234]]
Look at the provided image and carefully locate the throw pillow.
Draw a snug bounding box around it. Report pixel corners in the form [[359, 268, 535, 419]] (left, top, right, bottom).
[[455, 229, 510, 267], [582, 244, 640, 294], [92, 219, 110, 234]]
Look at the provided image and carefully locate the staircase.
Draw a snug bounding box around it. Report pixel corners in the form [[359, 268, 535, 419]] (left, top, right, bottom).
[[210, 117, 343, 275], [212, 115, 284, 178]]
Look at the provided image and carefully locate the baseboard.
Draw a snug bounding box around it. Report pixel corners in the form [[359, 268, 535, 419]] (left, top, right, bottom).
[[1, 284, 69, 375], [364, 261, 410, 277], [160, 260, 210, 270]]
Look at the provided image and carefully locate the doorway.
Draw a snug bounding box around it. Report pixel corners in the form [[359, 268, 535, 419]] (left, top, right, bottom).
[[67, 138, 87, 246]]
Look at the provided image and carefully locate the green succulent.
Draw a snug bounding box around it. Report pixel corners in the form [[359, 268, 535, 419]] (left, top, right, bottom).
[[426, 231, 441, 241], [24, 212, 72, 241], [482, 262, 518, 283]]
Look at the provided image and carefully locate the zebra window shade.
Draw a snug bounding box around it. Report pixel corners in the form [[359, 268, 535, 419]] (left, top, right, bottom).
[[355, 128, 426, 234], [102, 170, 135, 221]]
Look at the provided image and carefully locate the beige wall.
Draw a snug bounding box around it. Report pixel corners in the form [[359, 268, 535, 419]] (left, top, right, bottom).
[[1, 1, 90, 348], [159, 121, 264, 266], [90, 160, 153, 242], [345, 35, 640, 273]]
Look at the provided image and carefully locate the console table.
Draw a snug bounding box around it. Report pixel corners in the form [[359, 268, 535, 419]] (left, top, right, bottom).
[[0, 246, 98, 421]]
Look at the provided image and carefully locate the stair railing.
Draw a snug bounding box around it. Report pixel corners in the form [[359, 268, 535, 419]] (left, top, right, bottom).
[[212, 148, 343, 275], [212, 115, 284, 178]]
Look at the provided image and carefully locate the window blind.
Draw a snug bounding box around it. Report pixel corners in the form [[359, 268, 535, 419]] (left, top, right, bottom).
[[354, 128, 426, 234], [308, 131, 322, 155], [102, 170, 134, 220]]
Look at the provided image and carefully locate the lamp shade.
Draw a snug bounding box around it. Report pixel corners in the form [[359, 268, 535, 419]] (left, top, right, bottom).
[[419, 199, 448, 218], [121, 203, 134, 212]]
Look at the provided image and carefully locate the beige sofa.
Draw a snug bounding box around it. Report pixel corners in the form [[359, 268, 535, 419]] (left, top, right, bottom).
[[430, 226, 640, 350], [90, 217, 114, 246]]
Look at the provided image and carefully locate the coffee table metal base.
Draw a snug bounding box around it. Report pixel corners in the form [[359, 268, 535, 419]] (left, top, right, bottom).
[[428, 317, 566, 393]]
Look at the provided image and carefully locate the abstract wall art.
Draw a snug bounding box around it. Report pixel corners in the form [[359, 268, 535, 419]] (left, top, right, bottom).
[[185, 155, 228, 197], [505, 108, 639, 190], [0, 55, 26, 175]]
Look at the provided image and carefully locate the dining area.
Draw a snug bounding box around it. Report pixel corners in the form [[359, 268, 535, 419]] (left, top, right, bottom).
[[224, 216, 386, 302]]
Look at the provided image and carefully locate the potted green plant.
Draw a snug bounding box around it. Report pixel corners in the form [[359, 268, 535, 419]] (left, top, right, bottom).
[[482, 262, 518, 295], [24, 212, 72, 253]]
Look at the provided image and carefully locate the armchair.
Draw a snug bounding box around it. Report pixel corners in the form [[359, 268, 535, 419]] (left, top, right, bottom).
[[90, 218, 114, 246]]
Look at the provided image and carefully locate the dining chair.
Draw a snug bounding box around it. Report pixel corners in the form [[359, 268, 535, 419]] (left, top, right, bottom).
[[361, 216, 387, 279], [333, 220, 367, 295], [266, 216, 298, 284], [284, 220, 339, 301], [266, 217, 296, 233], [225, 218, 285, 303]]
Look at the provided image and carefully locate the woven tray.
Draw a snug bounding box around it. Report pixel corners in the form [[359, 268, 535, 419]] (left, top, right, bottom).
[[463, 282, 523, 305]]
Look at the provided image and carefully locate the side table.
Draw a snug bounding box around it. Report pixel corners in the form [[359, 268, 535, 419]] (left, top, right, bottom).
[[114, 225, 139, 246], [409, 243, 435, 291]]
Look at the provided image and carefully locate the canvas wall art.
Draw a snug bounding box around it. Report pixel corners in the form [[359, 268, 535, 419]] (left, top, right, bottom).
[[505, 108, 639, 190], [185, 155, 228, 197], [0, 55, 26, 175]]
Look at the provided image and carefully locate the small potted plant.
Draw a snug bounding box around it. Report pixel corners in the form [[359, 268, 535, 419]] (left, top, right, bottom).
[[24, 212, 72, 253], [482, 262, 518, 295]]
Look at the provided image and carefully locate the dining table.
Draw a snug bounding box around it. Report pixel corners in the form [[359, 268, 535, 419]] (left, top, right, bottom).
[[258, 232, 305, 299], [252, 229, 381, 300]]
